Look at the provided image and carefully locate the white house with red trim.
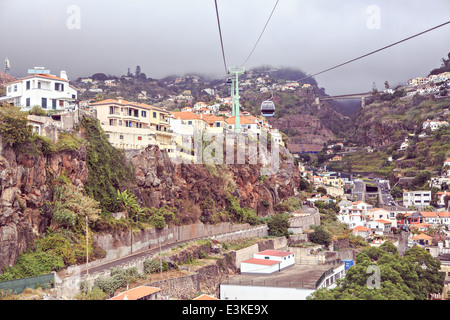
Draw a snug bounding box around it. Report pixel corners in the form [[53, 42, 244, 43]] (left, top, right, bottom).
[[240, 250, 295, 274]]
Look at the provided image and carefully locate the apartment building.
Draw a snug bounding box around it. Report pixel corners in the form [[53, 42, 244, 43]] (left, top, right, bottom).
[[0, 67, 77, 111], [89, 98, 174, 152], [403, 190, 432, 209]]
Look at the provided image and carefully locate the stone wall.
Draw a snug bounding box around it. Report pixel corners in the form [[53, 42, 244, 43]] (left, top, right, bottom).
[[72, 222, 268, 275], [288, 246, 356, 265]]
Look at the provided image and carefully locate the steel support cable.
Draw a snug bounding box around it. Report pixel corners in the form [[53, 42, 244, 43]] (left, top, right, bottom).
[[214, 0, 228, 74], [299, 20, 450, 82], [240, 0, 280, 67]]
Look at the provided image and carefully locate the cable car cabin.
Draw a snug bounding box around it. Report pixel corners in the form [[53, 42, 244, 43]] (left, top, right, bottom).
[[261, 100, 275, 117], [226, 78, 233, 85]]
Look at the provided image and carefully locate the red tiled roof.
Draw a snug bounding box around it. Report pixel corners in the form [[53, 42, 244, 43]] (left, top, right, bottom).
[[420, 212, 438, 217], [375, 219, 392, 224], [411, 233, 432, 240], [438, 212, 450, 218], [172, 111, 203, 121], [193, 294, 218, 300], [225, 115, 257, 125], [111, 286, 161, 300], [242, 258, 280, 266], [353, 226, 371, 232]]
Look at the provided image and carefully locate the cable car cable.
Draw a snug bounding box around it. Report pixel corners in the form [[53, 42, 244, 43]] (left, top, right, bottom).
[[214, 0, 228, 74], [298, 20, 450, 83], [240, 0, 280, 67]]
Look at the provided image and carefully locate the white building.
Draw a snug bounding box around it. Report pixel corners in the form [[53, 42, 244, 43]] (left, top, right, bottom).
[[403, 190, 432, 209], [423, 120, 449, 131], [220, 263, 345, 300], [240, 250, 295, 275], [0, 67, 77, 111]]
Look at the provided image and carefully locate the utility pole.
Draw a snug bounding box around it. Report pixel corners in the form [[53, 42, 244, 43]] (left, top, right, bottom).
[[228, 67, 245, 133], [85, 216, 89, 275], [230, 77, 235, 116]]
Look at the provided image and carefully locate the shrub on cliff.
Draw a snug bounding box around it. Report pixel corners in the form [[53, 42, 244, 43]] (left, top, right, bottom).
[[81, 116, 133, 213], [0, 104, 33, 149], [267, 213, 290, 238]]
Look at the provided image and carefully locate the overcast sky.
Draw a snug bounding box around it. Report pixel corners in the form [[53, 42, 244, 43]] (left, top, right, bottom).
[[1, 0, 449, 95]]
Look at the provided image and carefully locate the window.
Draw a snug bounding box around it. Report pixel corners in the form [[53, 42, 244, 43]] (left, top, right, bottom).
[[264, 256, 269, 259], [13, 85, 17, 92], [106, 134, 110, 139], [38, 82, 41, 89], [119, 120, 122, 126], [109, 119, 114, 125], [26, 98, 30, 107], [134, 109, 139, 117], [153, 112, 157, 118], [52, 99, 57, 109], [110, 106, 114, 114], [7, 86, 10, 92], [138, 136, 142, 141], [59, 100, 64, 107], [119, 135, 124, 139], [188, 121, 193, 125], [26, 81, 30, 90], [41, 97, 47, 109], [54, 83, 64, 91], [141, 110, 147, 117], [216, 122, 220, 127]]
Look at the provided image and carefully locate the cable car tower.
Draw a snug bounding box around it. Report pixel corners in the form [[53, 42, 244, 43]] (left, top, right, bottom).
[[228, 66, 245, 133]]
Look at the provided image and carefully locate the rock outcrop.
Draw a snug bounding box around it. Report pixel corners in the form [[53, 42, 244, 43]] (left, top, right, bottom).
[[125, 144, 300, 218], [0, 143, 88, 268]]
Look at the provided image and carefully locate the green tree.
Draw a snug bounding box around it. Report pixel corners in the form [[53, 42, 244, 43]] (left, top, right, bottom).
[[267, 213, 290, 238], [309, 225, 331, 246], [308, 243, 444, 300]]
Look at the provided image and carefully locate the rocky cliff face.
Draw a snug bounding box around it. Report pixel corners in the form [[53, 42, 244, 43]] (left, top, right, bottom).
[[0, 138, 300, 269], [126, 144, 300, 218], [0, 143, 88, 268]]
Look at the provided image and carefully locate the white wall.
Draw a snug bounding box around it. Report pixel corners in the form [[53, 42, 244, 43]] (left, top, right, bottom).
[[240, 262, 280, 274], [253, 253, 295, 270], [220, 284, 315, 300]]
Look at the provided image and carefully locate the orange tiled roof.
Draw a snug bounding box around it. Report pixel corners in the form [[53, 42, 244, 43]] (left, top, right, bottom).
[[172, 111, 204, 121], [193, 294, 218, 300], [438, 212, 450, 218], [375, 219, 392, 224], [353, 226, 371, 232], [225, 115, 258, 125], [202, 114, 225, 124], [420, 211, 438, 217], [111, 286, 161, 300], [411, 233, 432, 240], [11, 73, 70, 83]]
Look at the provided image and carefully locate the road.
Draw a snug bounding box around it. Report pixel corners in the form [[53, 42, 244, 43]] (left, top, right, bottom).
[[375, 180, 392, 207], [352, 179, 365, 202]]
